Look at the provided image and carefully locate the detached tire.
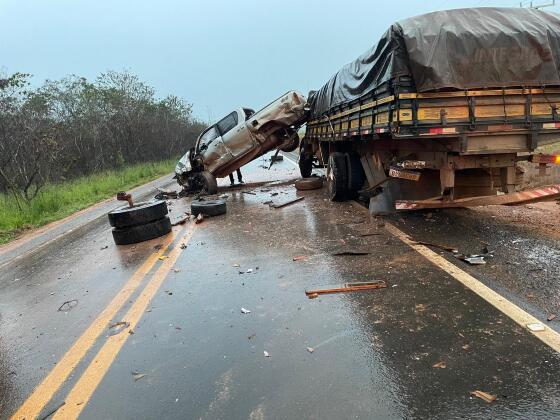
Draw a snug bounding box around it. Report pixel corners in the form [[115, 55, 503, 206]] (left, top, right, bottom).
[[191, 199, 227, 217], [328, 152, 348, 201], [345, 152, 366, 198], [295, 177, 323, 191], [112, 217, 172, 245], [108, 201, 168, 229]]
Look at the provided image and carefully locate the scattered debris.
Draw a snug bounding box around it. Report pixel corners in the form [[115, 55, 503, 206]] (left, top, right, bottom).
[[154, 188, 178, 200], [158, 255, 168, 261], [293, 255, 307, 261], [180, 243, 187, 249], [547, 314, 557, 322], [233, 263, 240, 267], [332, 250, 371, 256], [153, 244, 163, 251], [132, 371, 147, 382], [264, 350, 270, 357], [195, 214, 204, 224], [470, 390, 497, 403], [219, 194, 229, 199], [241, 307, 251, 314], [305, 281, 387, 298], [270, 196, 305, 209], [462, 344, 470, 351], [172, 216, 189, 226], [359, 232, 381, 237], [242, 191, 256, 195], [248, 333, 256, 340], [527, 322, 545, 332], [413, 240, 458, 253], [263, 200, 274, 205], [432, 361, 446, 369], [460, 255, 487, 265], [100, 245, 109, 250], [57, 299, 78, 312], [246, 268, 253, 273], [108, 321, 130, 336], [306, 347, 315, 353]]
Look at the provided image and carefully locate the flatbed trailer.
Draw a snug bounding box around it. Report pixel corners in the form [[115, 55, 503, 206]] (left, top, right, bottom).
[[300, 8, 560, 213]]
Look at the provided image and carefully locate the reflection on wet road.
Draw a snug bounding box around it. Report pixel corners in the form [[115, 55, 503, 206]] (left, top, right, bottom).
[[2, 155, 560, 419]]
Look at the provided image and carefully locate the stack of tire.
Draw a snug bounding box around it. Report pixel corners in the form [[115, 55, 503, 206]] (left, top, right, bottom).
[[108, 200, 171, 245]]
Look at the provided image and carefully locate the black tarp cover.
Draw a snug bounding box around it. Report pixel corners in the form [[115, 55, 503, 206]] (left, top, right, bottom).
[[310, 8, 560, 117]]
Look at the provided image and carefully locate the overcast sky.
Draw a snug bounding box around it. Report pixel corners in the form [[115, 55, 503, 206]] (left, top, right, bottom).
[[2, 0, 559, 121]]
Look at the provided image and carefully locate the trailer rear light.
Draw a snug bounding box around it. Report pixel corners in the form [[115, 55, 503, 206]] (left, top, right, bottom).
[[542, 122, 560, 129], [530, 154, 560, 164], [428, 127, 456, 134]]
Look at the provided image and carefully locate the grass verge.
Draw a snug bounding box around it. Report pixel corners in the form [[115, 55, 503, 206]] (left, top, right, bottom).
[[0, 159, 176, 245]]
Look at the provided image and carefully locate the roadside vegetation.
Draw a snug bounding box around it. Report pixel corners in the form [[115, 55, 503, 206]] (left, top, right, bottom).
[[0, 70, 205, 244], [0, 159, 176, 244]]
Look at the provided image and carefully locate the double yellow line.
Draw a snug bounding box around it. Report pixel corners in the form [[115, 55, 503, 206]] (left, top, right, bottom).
[[12, 224, 195, 420]]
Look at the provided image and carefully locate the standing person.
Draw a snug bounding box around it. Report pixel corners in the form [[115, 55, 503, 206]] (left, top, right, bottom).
[[229, 168, 243, 186]]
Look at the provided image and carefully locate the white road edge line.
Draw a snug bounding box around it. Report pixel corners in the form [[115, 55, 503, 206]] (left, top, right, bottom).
[[350, 201, 560, 353], [386, 219, 560, 353]]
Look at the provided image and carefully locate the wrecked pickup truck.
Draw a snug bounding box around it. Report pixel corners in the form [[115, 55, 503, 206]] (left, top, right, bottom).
[[302, 8, 560, 213], [175, 90, 307, 194]]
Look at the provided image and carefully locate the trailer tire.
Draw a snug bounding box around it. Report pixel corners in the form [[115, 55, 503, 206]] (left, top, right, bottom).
[[108, 200, 168, 229], [191, 199, 227, 217], [112, 217, 172, 245], [295, 177, 323, 191], [328, 152, 348, 201], [345, 152, 366, 198]]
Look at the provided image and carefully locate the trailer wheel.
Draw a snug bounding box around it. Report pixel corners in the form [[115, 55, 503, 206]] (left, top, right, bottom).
[[108, 200, 168, 229], [328, 152, 348, 201], [112, 217, 172, 245], [345, 152, 366, 198]]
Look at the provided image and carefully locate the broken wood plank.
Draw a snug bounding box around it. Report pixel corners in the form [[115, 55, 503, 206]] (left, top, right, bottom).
[[271, 196, 305, 209], [412, 240, 458, 253], [332, 251, 371, 256], [305, 281, 386, 298]]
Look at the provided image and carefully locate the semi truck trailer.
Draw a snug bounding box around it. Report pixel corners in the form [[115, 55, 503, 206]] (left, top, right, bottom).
[[301, 7, 560, 213]]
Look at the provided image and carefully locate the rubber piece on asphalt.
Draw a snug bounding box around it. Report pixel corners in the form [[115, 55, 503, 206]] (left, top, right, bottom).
[[108, 200, 168, 229], [191, 199, 227, 217], [345, 152, 366, 198], [328, 152, 348, 201], [112, 217, 172, 245], [295, 177, 323, 191]]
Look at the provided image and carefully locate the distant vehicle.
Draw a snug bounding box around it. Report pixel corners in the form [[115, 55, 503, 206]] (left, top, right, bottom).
[[175, 91, 307, 194]]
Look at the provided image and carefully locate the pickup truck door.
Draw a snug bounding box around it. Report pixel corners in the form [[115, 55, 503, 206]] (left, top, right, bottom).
[[197, 125, 233, 174], [218, 109, 256, 158]]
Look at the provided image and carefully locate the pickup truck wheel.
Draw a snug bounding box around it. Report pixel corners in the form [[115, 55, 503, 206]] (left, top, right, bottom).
[[112, 217, 172, 245], [199, 171, 218, 194], [191, 199, 227, 217], [345, 152, 366, 198], [328, 152, 348, 201], [108, 200, 168, 229]]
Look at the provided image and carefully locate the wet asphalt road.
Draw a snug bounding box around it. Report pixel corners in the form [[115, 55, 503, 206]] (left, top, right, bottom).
[[1, 155, 560, 419]]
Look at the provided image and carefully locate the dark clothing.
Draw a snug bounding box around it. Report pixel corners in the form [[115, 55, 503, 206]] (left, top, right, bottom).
[[229, 169, 243, 185]]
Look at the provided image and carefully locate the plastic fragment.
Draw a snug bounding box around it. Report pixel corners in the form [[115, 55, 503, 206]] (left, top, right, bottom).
[[241, 307, 251, 314]]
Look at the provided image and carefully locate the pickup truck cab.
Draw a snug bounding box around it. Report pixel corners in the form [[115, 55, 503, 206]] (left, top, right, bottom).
[[175, 90, 307, 193]]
